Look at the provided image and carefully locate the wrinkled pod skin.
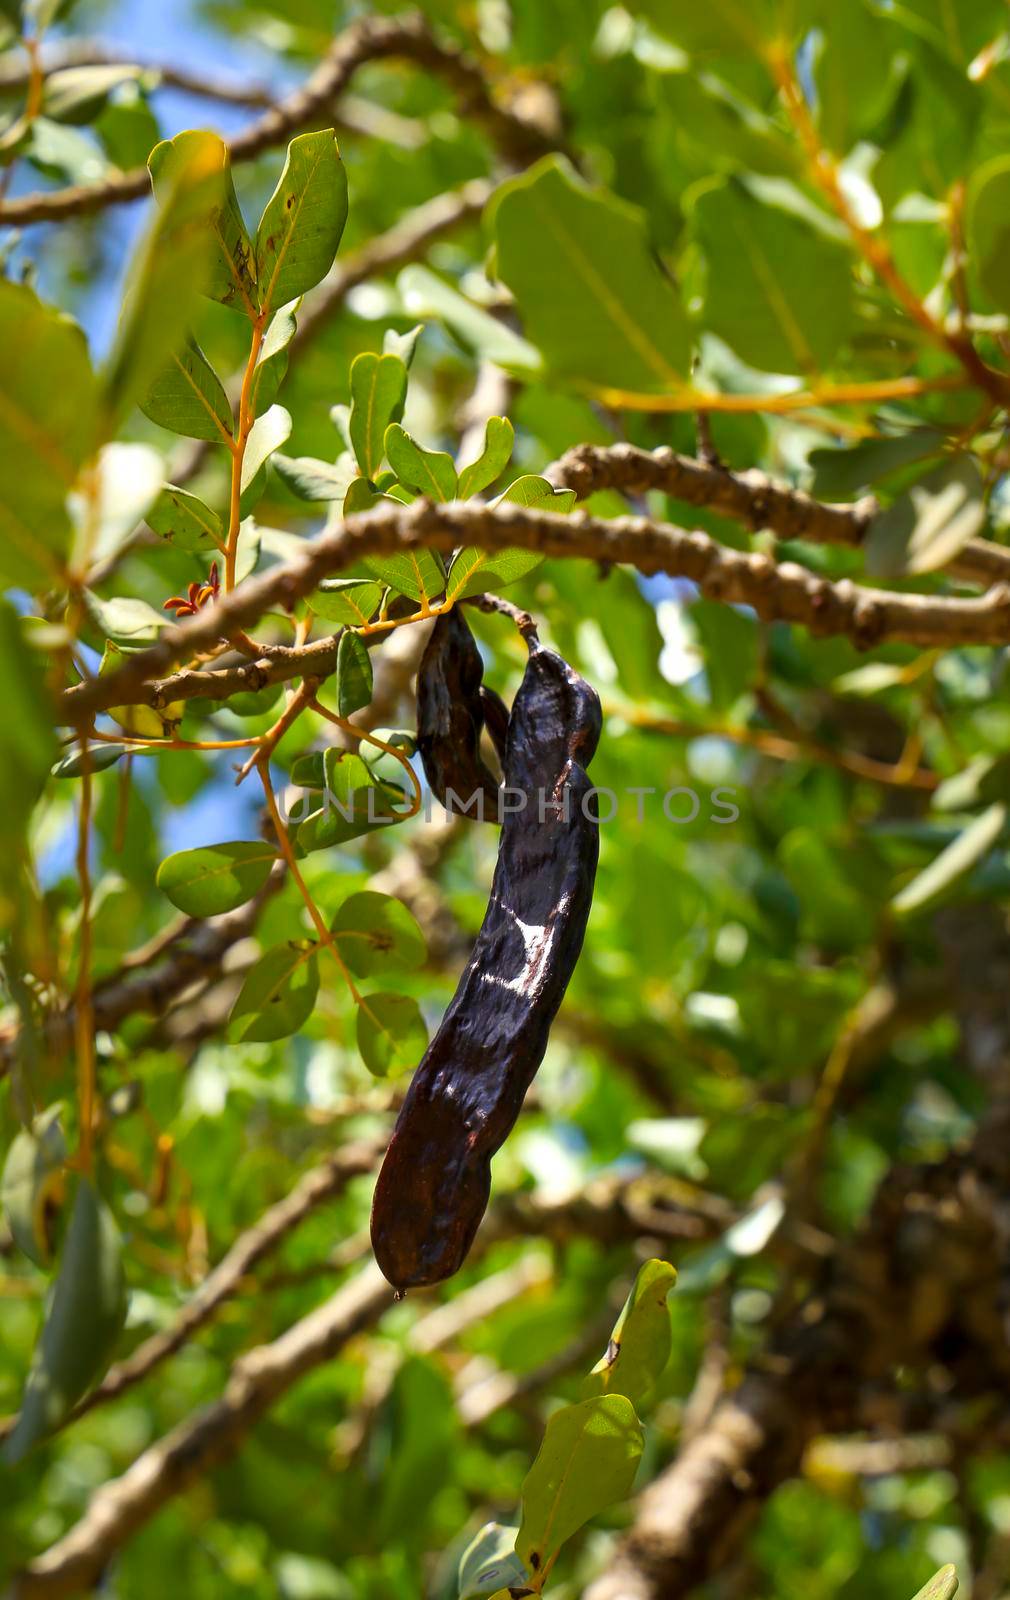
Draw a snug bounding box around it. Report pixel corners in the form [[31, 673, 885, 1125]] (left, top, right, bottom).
[[371, 638, 601, 1289], [415, 608, 503, 820]]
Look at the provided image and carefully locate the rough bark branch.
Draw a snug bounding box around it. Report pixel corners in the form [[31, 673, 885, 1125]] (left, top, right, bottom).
[[60, 499, 1010, 726], [0, 11, 557, 225], [0, 1135, 384, 1445], [551, 441, 1010, 589], [5, 1262, 395, 1599], [3, 1172, 730, 1598], [0, 868, 284, 1083]]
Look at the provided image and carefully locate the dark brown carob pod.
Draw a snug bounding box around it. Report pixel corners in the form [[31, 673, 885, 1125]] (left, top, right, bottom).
[[415, 608, 503, 820], [371, 635, 601, 1289]]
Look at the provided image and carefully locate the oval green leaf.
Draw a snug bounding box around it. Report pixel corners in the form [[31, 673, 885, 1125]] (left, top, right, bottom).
[[156, 841, 279, 917], [516, 1394, 644, 1582], [4, 1177, 126, 1464], [332, 891, 426, 977], [228, 945, 319, 1043], [356, 992, 428, 1078]]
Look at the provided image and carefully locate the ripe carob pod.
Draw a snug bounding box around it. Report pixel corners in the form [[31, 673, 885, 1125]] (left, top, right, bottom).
[[416, 609, 503, 820], [371, 635, 602, 1289]]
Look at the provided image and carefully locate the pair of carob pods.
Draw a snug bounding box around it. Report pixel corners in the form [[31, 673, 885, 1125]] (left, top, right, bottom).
[[370, 609, 601, 1289]]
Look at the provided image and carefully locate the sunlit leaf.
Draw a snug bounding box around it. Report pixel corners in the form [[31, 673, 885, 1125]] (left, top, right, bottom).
[[332, 891, 426, 977], [229, 944, 319, 1043], [308, 577, 383, 624], [516, 1395, 644, 1581], [385, 423, 457, 502], [356, 991, 427, 1078], [892, 803, 1006, 917], [0, 280, 98, 589], [255, 129, 348, 316], [349, 351, 408, 480], [105, 129, 225, 433], [491, 155, 691, 394], [458, 417, 514, 500], [147, 484, 224, 552], [583, 1259, 677, 1409], [140, 338, 233, 444], [156, 841, 279, 917]]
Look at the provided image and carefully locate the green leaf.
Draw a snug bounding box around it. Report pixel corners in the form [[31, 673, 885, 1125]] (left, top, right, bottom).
[[491, 155, 691, 396], [229, 945, 319, 1043], [255, 129, 348, 317], [631, 0, 806, 54], [104, 129, 225, 434], [147, 484, 224, 552], [398, 265, 542, 375], [892, 803, 1006, 918], [140, 338, 233, 444], [813, 2, 900, 154], [70, 441, 163, 568], [497, 474, 576, 513], [583, 1260, 677, 1410], [865, 457, 985, 577], [912, 1568, 958, 1600], [308, 577, 383, 625], [445, 547, 544, 601], [516, 1395, 644, 1581], [0, 604, 58, 905], [457, 1524, 528, 1600], [362, 549, 447, 605], [149, 129, 256, 315], [656, 71, 800, 180], [4, 1178, 126, 1464], [273, 452, 356, 504], [241, 404, 292, 499], [296, 752, 404, 851], [458, 417, 515, 499], [343, 476, 396, 516], [349, 351, 409, 480], [808, 429, 945, 498], [336, 631, 373, 717], [969, 156, 1010, 315], [356, 992, 428, 1078], [156, 841, 278, 917], [83, 591, 172, 646], [332, 891, 426, 977], [1, 1105, 66, 1268], [52, 743, 126, 779], [0, 280, 98, 590], [43, 63, 143, 124], [251, 303, 298, 415], [692, 181, 853, 374], [385, 423, 458, 502]]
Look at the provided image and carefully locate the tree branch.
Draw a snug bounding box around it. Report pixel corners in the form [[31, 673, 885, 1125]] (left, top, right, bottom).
[[551, 441, 1010, 589], [3, 1170, 731, 1598], [0, 12, 557, 225], [586, 1105, 1010, 1600], [5, 1261, 395, 1599], [0, 1135, 384, 1446], [0, 868, 283, 1083], [60, 499, 1010, 726]]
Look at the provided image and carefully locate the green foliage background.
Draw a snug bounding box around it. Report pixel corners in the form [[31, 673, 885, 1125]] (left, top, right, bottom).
[[1, 0, 1010, 1597]]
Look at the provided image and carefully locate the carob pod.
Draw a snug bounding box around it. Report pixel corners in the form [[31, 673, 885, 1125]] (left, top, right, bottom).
[[416, 609, 503, 820], [371, 635, 602, 1289]]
